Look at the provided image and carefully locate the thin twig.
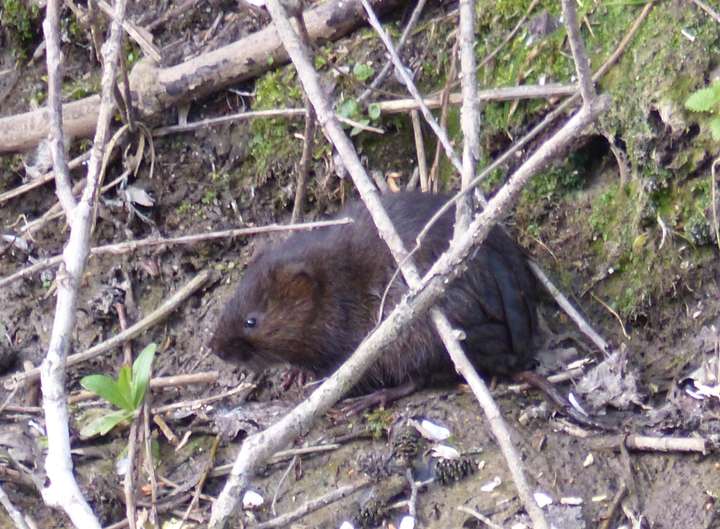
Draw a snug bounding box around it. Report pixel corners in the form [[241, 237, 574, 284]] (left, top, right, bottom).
[[409, 111, 429, 192], [124, 419, 140, 529], [152, 85, 575, 139], [588, 434, 708, 453], [428, 40, 459, 190], [68, 371, 219, 404], [0, 152, 90, 205], [179, 435, 220, 529], [712, 158, 720, 251], [43, 0, 75, 216], [142, 401, 159, 526], [152, 382, 254, 415], [254, 479, 372, 529], [39, 0, 128, 526], [0, 482, 31, 529], [504, 366, 586, 393], [690, 0, 720, 24], [560, 0, 596, 104], [430, 311, 549, 529], [405, 468, 418, 518], [457, 506, 504, 529], [456, 0, 479, 231], [590, 292, 630, 340], [271, 456, 298, 516], [529, 262, 612, 353], [358, 0, 428, 104], [291, 94, 316, 222], [360, 0, 464, 176], [598, 482, 627, 529], [10, 270, 211, 388], [95, 0, 161, 62], [0, 218, 351, 289]]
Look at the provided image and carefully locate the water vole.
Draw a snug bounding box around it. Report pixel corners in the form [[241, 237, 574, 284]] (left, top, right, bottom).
[[209, 191, 538, 392]]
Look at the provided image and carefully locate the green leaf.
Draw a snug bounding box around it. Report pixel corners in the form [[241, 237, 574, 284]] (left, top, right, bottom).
[[80, 374, 132, 410], [685, 83, 720, 112], [353, 63, 375, 82], [368, 103, 381, 121], [80, 409, 134, 438], [116, 365, 133, 410], [337, 98, 359, 119], [710, 116, 720, 141], [131, 343, 156, 408], [314, 55, 327, 69], [350, 119, 369, 137]]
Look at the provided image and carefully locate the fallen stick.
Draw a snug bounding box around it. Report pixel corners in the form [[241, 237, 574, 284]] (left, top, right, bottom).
[[150, 84, 576, 137], [0, 152, 90, 205], [0, 0, 403, 154], [67, 371, 220, 404], [0, 218, 351, 289], [6, 270, 212, 388], [254, 479, 371, 529]]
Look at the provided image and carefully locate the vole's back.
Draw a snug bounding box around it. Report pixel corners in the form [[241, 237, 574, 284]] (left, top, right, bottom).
[[210, 192, 538, 391]]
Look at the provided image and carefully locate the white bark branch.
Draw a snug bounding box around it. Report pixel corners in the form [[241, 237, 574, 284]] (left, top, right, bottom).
[[560, 0, 596, 104], [43, 0, 76, 216], [39, 0, 128, 527]]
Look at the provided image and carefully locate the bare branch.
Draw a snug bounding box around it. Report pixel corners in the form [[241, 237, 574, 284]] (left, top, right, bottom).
[[528, 262, 611, 353], [0, 482, 31, 529], [360, 0, 464, 177], [691, 0, 720, 24], [430, 310, 548, 528], [255, 479, 371, 529], [43, 0, 76, 216], [560, 0, 596, 103], [456, 0, 479, 231], [357, 0, 428, 104], [0, 218, 351, 290], [11, 270, 211, 388]]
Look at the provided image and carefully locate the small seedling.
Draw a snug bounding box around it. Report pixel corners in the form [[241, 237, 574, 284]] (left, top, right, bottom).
[[685, 80, 720, 140], [79, 343, 157, 437]]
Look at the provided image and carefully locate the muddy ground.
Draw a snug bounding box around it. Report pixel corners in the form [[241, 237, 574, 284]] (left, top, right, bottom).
[[2, 0, 720, 528]]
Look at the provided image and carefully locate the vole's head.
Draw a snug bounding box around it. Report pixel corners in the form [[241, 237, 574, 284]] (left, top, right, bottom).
[[209, 255, 324, 369]]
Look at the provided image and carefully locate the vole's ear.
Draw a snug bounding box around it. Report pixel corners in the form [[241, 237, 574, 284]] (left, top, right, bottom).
[[274, 262, 319, 301]]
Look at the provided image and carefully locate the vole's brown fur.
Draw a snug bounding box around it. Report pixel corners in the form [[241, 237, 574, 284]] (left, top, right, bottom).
[[209, 192, 538, 392]]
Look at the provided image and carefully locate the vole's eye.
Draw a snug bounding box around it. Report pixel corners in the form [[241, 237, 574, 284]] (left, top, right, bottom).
[[244, 317, 257, 328]]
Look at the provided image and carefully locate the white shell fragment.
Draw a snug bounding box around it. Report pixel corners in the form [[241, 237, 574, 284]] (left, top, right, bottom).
[[430, 444, 461, 459], [242, 490, 265, 510], [567, 357, 592, 370], [123, 185, 155, 207], [116, 455, 129, 476], [399, 515, 416, 529], [568, 392, 589, 416], [338, 522, 355, 529], [533, 491, 553, 508], [560, 496, 583, 506], [583, 453, 594, 467], [410, 418, 451, 441], [480, 476, 502, 492]]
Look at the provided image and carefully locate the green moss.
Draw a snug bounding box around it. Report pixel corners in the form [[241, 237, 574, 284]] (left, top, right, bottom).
[[363, 408, 393, 440], [176, 201, 192, 216], [1, 0, 40, 59], [243, 68, 304, 180], [63, 75, 101, 101], [201, 189, 217, 205]]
